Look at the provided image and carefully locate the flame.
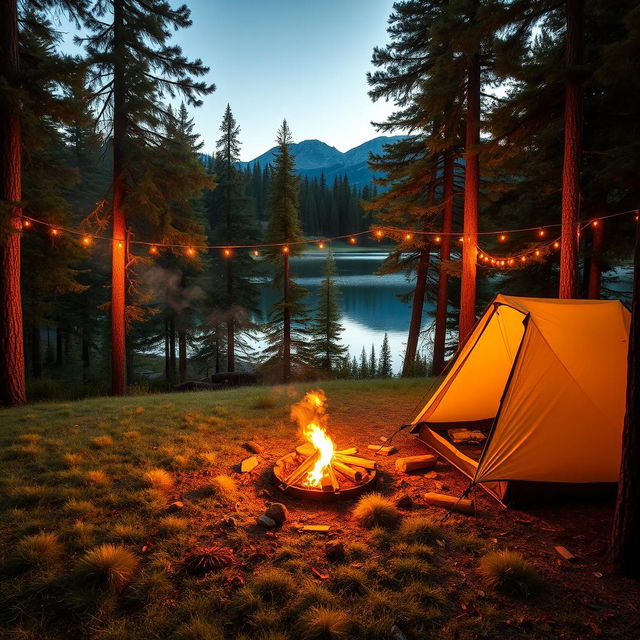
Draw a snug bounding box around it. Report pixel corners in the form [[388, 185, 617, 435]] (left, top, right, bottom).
[[291, 390, 335, 488], [302, 422, 335, 486]]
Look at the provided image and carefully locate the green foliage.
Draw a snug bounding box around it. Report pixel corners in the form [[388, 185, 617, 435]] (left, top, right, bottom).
[[378, 332, 392, 377], [352, 493, 401, 529], [479, 550, 541, 598]]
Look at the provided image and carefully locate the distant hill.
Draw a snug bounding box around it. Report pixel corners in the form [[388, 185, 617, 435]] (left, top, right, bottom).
[[240, 135, 407, 187]]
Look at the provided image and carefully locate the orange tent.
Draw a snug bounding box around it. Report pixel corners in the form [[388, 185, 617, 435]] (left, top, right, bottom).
[[411, 295, 630, 504]]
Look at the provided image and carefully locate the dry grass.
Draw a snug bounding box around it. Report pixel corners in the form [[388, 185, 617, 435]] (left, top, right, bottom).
[[174, 617, 224, 640], [144, 468, 174, 491], [86, 470, 109, 486], [249, 568, 296, 605], [75, 543, 139, 590], [62, 452, 83, 467], [400, 516, 445, 545], [91, 435, 114, 448], [352, 493, 401, 529], [298, 606, 350, 640], [479, 550, 541, 597], [205, 474, 238, 502], [15, 532, 63, 569]]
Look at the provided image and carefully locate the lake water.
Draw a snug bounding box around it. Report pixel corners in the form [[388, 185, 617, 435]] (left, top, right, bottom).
[[256, 251, 423, 373]]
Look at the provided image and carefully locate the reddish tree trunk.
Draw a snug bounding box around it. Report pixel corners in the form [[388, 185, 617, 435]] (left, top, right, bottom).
[[587, 221, 604, 299], [110, 0, 127, 395], [0, 0, 26, 406], [283, 253, 291, 383], [227, 260, 235, 372], [402, 249, 431, 377], [559, 0, 583, 299], [610, 219, 640, 578], [459, 53, 480, 345], [432, 149, 454, 375], [178, 328, 187, 381]]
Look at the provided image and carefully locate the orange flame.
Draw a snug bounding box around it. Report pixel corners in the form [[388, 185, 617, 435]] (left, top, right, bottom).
[[291, 390, 335, 488]]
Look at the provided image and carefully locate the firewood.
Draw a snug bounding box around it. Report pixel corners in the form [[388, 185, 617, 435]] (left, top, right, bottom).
[[300, 524, 330, 533], [332, 459, 363, 483], [295, 442, 316, 456], [327, 465, 340, 493], [240, 456, 259, 473], [423, 492, 474, 514], [280, 451, 319, 488], [244, 440, 264, 455], [367, 444, 396, 456], [321, 474, 333, 491], [336, 447, 357, 455], [555, 545, 576, 562], [395, 454, 437, 473], [333, 453, 377, 470]]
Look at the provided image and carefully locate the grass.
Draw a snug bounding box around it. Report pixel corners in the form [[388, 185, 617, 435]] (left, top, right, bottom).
[[204, 474, 238, 502], [0, 378, 630, 639], [479, 550, 541, 598], [352, 493, 401, 529]]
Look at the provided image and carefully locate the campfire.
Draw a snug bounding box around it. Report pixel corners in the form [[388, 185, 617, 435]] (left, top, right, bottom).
[[273, 391, 377, 501]]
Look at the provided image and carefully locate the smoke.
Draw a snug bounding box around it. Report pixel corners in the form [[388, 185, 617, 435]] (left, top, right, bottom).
[[290, 389, 328, 437], [141, 265, 205, 316]]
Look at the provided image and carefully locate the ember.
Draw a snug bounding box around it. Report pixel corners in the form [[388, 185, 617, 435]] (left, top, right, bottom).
[[273, 390, 378, 501]]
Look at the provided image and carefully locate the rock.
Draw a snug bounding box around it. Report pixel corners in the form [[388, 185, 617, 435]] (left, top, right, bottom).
[[244, 440, 264, 455], [325, 540, 346, 562], [434, 481, 450, 491], [265, 502, 288, 526], [241, 456, 260, 473], [395, 495, 414, 509], [257, 514, 277, 529], [167, 501, 185, 512]]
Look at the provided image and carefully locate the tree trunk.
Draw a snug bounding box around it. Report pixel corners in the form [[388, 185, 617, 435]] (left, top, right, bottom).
[[433, 149, 454, 375], [169, 317, 176, 380], [559, 0, 583, 299], [164, 317, 170, 381], [215, 324, 221, 374], [227, 260, 235, 372], [283, 253, 291, 383], [111, 0, 127, 395], [402, 249, 430, 377], [0, 0, 26, 406], [587, 220, 604, 299], [610, 218, 640, 579], [178, 328, 187, 381], [31, 324, 41, 379], [56, 325, 64, 367], [459, 52, 480, 345], [81, 324, 90, 380]]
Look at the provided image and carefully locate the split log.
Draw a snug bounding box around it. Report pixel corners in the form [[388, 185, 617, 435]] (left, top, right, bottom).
[[280, 451, 319, 488], [300, 525, 330, 533], [555, 545, 576, 562], [368, 445, 396, 456], [332, 460, 363, 483], [423, 492, 474, 515], [296, 442, 316, 456], [327, 465, 340, 493], [336, 447, 357, 455], [245, 440, 264, 455], [334, 453, 377, 470], [395, 454, 437, 473], [240, 456, 259, 473]]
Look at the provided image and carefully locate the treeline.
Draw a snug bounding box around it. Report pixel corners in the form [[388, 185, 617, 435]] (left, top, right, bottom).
[[201, 158, 378, 238]]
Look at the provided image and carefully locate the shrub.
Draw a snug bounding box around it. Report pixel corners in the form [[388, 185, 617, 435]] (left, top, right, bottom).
[[352, 493, 401, 529], [298, 606, 350, 640], [15, 532, 63, 569], [369, 526, 394, 550], [174, 616, 224, 640], [400, 516, 444, 545], [249, 568, 296, 605], [330, 566, 369, 595], [92, 435, 114, 448], [86, 470, 110, 486], [144, 468, 174, 491], [205, 474, 238, 502], [76, 544, 139, 590], [479, 550, 541, 597]]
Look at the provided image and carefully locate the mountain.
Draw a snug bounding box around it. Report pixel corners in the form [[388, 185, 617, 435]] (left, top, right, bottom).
[[240, 135, 406, 187]]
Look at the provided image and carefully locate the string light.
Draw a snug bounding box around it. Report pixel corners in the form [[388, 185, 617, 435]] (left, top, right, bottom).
[[253, 249, 260, 257], [186, 247, 196, 257], [434, 236, 441, 243], [349, 236, 356, 244], [535, 249, 541, 257], [458, 237, 464, 243], [592, 220, 599, 227], [404, 233, 413, 241], [282, 245, 289, 254], [520, 256, 527, 262], [374, 229, 384, 239], [223, 248, 232, 258], [23, 219, 31, 228], [553, 241, 560, 249], [82, 236, 92, 246], [499, 233, 507, 242], [51, 228, 59, 236], [537, 229, 546, 238], [149, 245, 158, 255], [318, 241, 325, 249]]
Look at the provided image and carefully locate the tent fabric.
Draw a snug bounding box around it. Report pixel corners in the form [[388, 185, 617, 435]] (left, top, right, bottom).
[[412, 295, 630, 498]]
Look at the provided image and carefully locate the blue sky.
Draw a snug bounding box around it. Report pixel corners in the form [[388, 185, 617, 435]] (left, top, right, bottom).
[[56, 0, 398, 160]]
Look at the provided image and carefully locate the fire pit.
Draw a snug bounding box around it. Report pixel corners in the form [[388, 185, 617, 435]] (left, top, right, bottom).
[[273, 391, 378, 501]]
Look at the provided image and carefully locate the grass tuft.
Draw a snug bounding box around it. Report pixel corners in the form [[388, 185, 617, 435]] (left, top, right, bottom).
[[62, 452, 83, 467], [400, 516, 445, 545], [15, 532, 63, 569], [159, 516, 189, 534], [330, 566, 369, 595], [204, 474, 238, 502], [174, 616, 224, 640], [352, 493, 401, 529], [248, 567, 296, 605], [144, 468, 174, 491], [92, 435, 114, 448], [86, 470, 110, 486], [479, 550, 541, 597], [76, 543, 139, 590], [298, 606, 350, 640], [292, 581, 338, 615], [390, 556, 436, 585]]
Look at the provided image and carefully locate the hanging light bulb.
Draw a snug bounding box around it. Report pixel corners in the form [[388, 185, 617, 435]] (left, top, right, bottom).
[[51, 228, 59, 237], [404, 233, 413, 241], [374, 229, 384, 239], [223, 248, 232, 258], [186, 246, 196, 257], [318, 241, 325, 249], [537, 228, 546, 238], [535, 249, 541, 257], [478, 253, 484, 260], [458, 237, 464, 243], [520, 256, 527, 262], [82, 236, 92, 246], [499, 233, 507, 242], [23, 219, 31, 228], [149, 245, 158, 255], [434, 235, 441, 243], [349, 236, 356, 244], [491, 258, 496, 265], [592, 220, 599, 227], [553, 241, 560, 249], [253, 248, 260, 257], [282, 245, 289, 254], [508, 258, 515, 266]]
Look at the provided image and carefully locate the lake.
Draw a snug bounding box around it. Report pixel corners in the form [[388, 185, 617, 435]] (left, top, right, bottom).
[[256, 250, 422, 373]]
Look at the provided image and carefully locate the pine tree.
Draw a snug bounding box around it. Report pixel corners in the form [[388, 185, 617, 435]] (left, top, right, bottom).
[[262, 120, 308, 383], [359, 346, 369, 379], [369, 344, 377, 378], [378, 332, 392, 378], [81, 0, 214, 395], [308, 250, 346, 372], [350, 355, 358, 378]]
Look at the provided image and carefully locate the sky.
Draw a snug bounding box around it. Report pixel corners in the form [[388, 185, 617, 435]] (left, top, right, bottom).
[[57, 0, 399, 161]]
